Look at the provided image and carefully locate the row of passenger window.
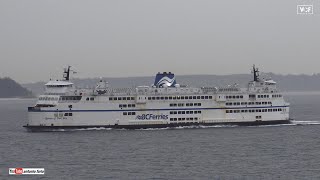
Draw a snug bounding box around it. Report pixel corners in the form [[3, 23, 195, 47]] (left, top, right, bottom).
[[170, 103, 184, 107], [226, 108, 284, 113], [257, 94, 269, 98], [272, 94, 282, 98], [61, 96, 82, 101], [123, 112, 136, 116], [169, 103, 202, 107], [170, 117, 198, 121], [85, 97, 95, 101], [186, 103, 201, 107], [170, 111, 202, 115], [148, 95, 213, 101], [64, 113, 73, 116], [119, 104, 136, 108], [225, 95, 244, 99], [109, 97, 135, 101], [225, 101, 272, 106], [39, 97, 59, 101]]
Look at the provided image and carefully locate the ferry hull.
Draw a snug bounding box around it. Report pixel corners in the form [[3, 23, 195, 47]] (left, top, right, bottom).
[[23, 120, 291, 132]]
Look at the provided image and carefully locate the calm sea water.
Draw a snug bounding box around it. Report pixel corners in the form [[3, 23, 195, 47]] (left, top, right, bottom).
[[1, 94, 320, 180]]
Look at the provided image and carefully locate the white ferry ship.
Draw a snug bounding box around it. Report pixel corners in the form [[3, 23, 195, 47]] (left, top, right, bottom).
[[24, 65, 290, 131]]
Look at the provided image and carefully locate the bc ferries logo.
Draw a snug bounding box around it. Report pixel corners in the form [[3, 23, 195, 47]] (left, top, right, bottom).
[[136, 114, 168, 120], [156, 76, 176, 87], [154, 72, 176, 87]]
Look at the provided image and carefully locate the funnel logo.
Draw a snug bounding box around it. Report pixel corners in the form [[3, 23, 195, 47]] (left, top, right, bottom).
[[156, 76, 176, 87]]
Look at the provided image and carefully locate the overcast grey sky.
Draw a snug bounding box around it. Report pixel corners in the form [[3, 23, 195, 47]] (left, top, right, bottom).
[[0, 0, 319, 83]]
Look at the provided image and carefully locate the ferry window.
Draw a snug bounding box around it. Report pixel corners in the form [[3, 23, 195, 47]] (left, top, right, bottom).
[[249, 94, 255, 98], [178, 111, 182, 114], [194, 111, 198, 114], [278, 108, 281, 111], [128, 112, 132, 115], [181, 96, 184, 100], [240, 95, 243, 98], [119, 104, 123, 108], [152, 97, 155, 100], [132, 104, 135, 107], [186, 111, 190, 114], [198, 103, 201, 106], [148, 97, 151, 100], [182, 111, 185, 114], [64, 113, 69, 116], [237, 102, 240, 105], [178, 103, 183, 107], [182, 118, 185, 120], [113, 97, 117, 100], [232, 96, 235, 99], [190, 118, 194, 120], [169, 97, 172, 100], [177, 96, 180, 100], [192, 96, 196, 99], [165, 97, 168, 100], [170, 111, 173, 114], [186, 118, 190, 120], [68, 113, 72, 116], [173, 96, 176, 100], [109, 97, 112, 101], [230, 110, 233, 113], [197, 96, 200, 99], [128, 104, 132, 108], [185, 96, 189, 99], [236, 96, 239, 99], [226, 110, 230, 113], [189, 103, 193, 107], [123, 104, 127, 108], [209, 96, 212, 99], [156, 97, 160, 100], [131, 97, 135, 100], [198, 111, 201, 114], [174, 111, 177, 114], [195, 117, 198, 120], [201, 96, 204, 99], [90, 97, 94, 101], [186, 103, 190, 106], [233, 102, 237, 106], [123, 112, 127, 115], [190, 111, 193, 114], [189, 96, 192, 99], [161, 97, 164, 100]]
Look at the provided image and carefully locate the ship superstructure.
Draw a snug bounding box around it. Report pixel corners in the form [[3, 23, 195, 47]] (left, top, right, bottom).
[[24, 65, 290, 131]]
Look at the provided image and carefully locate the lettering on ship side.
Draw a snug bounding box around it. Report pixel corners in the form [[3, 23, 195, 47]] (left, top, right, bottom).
[[136, 114, 169, 120]]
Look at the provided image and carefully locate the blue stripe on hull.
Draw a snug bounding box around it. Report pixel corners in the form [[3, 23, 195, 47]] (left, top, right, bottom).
[[23, 120, 291, 132]]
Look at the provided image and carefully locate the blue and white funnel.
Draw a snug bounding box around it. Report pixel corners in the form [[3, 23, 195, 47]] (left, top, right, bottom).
[[154, 72, 176, 88]]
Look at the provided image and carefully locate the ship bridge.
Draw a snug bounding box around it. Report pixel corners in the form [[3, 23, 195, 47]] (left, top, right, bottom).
[[45, 81, 74, 95]]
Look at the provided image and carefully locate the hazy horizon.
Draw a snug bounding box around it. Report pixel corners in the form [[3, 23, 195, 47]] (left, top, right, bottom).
[[1, 0, 319, 83]]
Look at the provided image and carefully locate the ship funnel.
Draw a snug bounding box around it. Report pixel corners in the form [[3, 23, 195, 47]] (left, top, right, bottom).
[[153, 72, 177, 88]]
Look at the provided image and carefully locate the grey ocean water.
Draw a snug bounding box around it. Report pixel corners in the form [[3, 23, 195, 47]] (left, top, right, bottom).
[[0, 94, 320, 180]]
